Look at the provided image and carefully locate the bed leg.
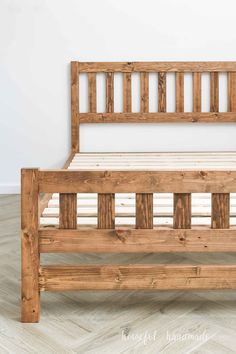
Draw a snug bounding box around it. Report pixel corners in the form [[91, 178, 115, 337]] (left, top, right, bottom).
[[21, 168, 40, 323]]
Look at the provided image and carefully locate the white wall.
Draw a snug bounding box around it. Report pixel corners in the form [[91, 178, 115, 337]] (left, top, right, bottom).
[[1, 0, 236, 193]]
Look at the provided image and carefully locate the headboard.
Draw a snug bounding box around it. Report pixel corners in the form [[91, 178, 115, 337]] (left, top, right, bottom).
[[71, 61, 236, 152]]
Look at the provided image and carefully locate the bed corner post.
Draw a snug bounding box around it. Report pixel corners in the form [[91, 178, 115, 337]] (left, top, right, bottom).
[[71, 61, 80, 153], [21, 168, 40, 322]]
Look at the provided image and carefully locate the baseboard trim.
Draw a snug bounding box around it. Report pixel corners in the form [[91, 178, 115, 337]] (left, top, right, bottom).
[[0, 184, 20, 194]]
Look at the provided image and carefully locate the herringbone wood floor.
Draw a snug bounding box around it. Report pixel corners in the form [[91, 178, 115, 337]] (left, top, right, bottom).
[[1, 195, 236, 353]]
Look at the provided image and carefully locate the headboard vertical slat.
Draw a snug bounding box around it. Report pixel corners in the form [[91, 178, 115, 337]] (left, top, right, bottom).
[[140, 72, 149, 112], [193, 72, 201, 112], [176, 72, 184, 112], [88, 73, 97, 113], [228, 72, 236, 111], [123, 73, 132, 112], [106, 73, 114, 113], [71, 62, 79, 152], [210, 72, 219, 112], [158, 72, 166, 112]]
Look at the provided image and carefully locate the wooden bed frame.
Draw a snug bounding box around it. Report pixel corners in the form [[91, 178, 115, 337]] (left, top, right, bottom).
[[21, 61, 236, 322]]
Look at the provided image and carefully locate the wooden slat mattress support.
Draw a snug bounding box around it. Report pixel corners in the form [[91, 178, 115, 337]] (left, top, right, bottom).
[[22, 61, 236, 322]]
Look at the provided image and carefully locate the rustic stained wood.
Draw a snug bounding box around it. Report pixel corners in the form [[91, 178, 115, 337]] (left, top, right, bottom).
[[140, 72, 149, 112], [38, 170, 236, 194], [39, 264, 236, 291], [193, 72, 201, 112], [88, 73, 97, 112], [78, 62, 236, 73], [123, 73, 132, 112], [211, 193, 230, 229], [210, 72, 219, 112], [59, 193, 77, 229], [136, 194, 153, 229], [106, 72, 114, 113], [71, 62, 79, 152], [175, 72, 184, 112], [173, 193, 191, 229], [228, 72, 236, 111], [98, 194, 115, 229], [158, 73, 166, 112], [78, 112, 236, 123], [21, 169, 40, 322], [39, 228, 236, 253]]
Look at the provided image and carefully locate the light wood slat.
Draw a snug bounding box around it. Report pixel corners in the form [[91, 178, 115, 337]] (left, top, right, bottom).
[[39, 264, 236, 291], [38, 170, 236, 194], [123, 73, 132, 112], [98, 194, 115, 229], [88, 73, 97, 112], [106, 72, 114, 113], [210, 72, 219, 112], [39, 228, 236, 253], [21, 169, 40, 323], [158, 73, 166, 112], [140, 72, 149, 112], [136, 194, 153, 229], [212, 193, 230, 229], [59, 193, 77, 229], [173, 193, 191, 229], [176, 72, 184, 112], [71, 62, 79, 152], [193, 72, 201, 112], [78, 112, 236, 123], [77, 61, 236, 73], [228, 72, 236, 111]]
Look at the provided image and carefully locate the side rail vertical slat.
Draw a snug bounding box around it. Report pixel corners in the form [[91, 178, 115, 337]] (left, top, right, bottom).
[[228, 72, 236, 111], [136, 194, 153, 229], [176, 72, 184, 112], [173, 193, 192, 229], [98, 194, 115, 229], [212, 194, 230, 229], [59, 194, 77, 229], [21, 168, 40, 323]]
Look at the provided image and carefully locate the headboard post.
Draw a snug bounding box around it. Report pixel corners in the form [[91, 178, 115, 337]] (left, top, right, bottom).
[[71, 61, 79, 152]]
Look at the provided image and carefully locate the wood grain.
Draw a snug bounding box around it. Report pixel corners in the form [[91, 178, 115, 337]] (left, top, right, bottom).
[[210, 72, 219, 112], [158, 73, 166, 112], [38, 170, 236, 194], [59, 193, 77, 229], [173, 193, 191, 229], [39, 264, 236, 291], [212, 193, 230, 229], [98, 194, 115, 229], [21, 169, 40, 323], [77, 61, 236, 73], [228, 72, 236, 111], [39, 228, 236, 253], [176, 72, 184, 112], [88, 73, 97, 112], [78, 112, 236, 123], [193, 72, 201, 112], [136, 194, 153, 229], [123, 73, 132, 112], [140, 72, 149, 112], [106, 72, 114, 113], [71, 62, 79, 152]]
